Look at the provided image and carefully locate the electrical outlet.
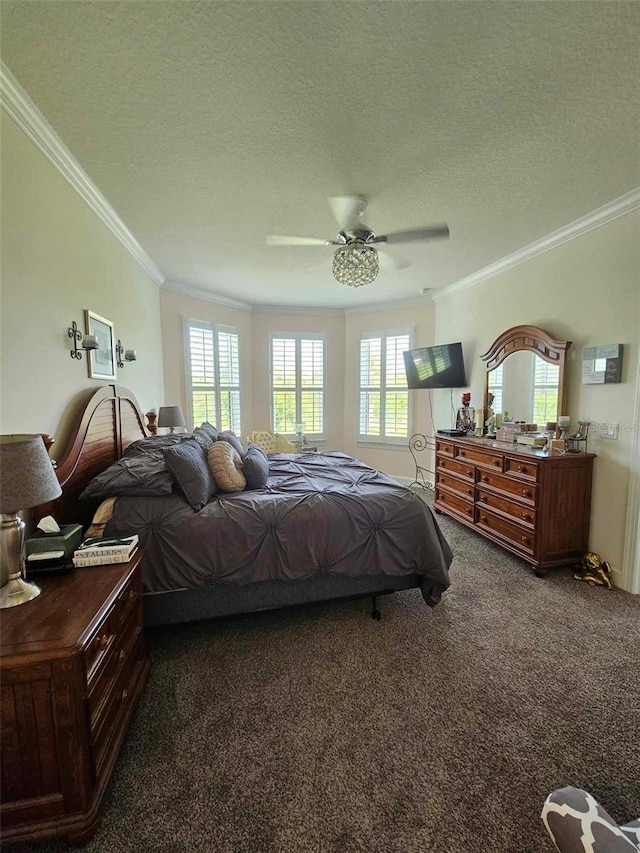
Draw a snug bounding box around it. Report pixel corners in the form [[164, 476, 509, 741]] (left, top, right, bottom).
[[600, 423, 619, 440]]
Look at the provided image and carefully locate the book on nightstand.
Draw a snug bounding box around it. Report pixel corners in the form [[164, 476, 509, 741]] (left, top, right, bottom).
[[73, 547, 138, 568]]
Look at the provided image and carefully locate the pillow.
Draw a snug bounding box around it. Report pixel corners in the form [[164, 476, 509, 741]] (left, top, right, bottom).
[[200, 422, 219, 441], [163, 439, 217, 511], [207, 441, 246, 493], [192, 425, 215, 453], [80, 456, 174, 500], [243, 443, 269, 490], [218, 430, 245, 459], [85, 497, 118, 539], [123, 434, 187, 459]]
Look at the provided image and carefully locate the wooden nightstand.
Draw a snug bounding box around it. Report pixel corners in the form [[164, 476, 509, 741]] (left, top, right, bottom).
[[0, 551, 150, 847]]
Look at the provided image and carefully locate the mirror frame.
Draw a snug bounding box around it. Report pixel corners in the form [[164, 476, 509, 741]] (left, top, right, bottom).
[[480, 325, 572, 426]]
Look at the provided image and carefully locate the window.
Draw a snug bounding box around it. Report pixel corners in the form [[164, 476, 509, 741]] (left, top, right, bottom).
[[186, 320, 241, 433], [487, 364, 504, 414], [359, 329, 411, 444], [532, 356, 559, 425], [270, 334, 325, 438]]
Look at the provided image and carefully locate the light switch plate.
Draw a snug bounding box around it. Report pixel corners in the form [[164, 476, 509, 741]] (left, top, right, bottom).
[[600, 423, 619, 440]]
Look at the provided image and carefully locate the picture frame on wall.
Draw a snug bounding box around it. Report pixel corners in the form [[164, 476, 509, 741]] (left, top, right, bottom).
[[85, 310, 116, 380]]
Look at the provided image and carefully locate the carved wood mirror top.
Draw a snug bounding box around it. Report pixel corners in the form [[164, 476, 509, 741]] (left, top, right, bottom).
[[480, 325, 571, 427]]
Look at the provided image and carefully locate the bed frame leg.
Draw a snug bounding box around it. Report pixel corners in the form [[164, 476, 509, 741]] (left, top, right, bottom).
[[371, 596, 382, 620]]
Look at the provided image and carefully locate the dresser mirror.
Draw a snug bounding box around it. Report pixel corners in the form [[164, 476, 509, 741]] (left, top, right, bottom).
[[480, 325, 571, 429]]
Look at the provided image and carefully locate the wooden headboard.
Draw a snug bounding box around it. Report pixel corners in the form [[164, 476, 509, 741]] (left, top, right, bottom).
[[40, 384, 149, 528]]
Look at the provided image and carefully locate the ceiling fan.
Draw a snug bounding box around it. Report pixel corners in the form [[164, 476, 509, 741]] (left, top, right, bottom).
[[266, 195, 449, 287]]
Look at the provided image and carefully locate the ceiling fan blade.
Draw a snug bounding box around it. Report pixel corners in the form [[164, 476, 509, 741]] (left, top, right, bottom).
[[373, 225, 450, 245], [328, 195, 368, 230], [266, 234, 335, 247], [377, 249, 411, 272]]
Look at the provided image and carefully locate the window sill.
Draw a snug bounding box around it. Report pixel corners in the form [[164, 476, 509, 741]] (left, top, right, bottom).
[[356, 441, 408, 452]]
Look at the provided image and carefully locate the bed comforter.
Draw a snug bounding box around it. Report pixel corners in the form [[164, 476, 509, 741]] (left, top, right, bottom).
[[103, 451, 453, 605]]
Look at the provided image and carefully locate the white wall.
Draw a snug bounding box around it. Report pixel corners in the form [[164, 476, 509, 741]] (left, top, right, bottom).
[[0, 114, 165, 451], [433, 211, 639, 584]]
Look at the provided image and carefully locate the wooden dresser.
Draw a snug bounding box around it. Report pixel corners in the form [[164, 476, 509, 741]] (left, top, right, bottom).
[[434, 437, 595, 575], [1, 553, 150, 847]]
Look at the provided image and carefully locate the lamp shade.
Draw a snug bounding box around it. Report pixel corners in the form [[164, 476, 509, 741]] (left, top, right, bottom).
[[0, 435, 62, 513], [157, 406, 186, 429]]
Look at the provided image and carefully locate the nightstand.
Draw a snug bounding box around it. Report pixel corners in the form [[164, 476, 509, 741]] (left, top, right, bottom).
[[0, 551, 150, 846]]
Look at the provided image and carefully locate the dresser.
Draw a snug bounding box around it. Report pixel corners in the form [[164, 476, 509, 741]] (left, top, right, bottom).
[[0, 553, 150, 846], [434, 437, 595, 575]]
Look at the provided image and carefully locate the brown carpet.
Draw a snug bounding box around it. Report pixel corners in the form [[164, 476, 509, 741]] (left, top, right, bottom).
[[12, 499, 640, 853]]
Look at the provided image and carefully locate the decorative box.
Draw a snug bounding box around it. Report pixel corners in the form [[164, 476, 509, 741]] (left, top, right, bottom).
[[25, 524, 83, 560]]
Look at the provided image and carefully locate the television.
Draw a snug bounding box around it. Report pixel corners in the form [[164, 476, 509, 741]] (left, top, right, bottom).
[[403, 342, 467, 390]]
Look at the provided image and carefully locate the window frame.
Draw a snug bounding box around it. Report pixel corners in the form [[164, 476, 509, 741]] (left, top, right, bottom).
[[269, 332, 326, 440], [531, 355, 560, 426], [184, 318, 242, 434], [357, 327, 413, 446]]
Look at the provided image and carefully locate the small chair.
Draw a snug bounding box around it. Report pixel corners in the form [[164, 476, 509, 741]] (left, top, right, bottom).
[[246, 430, 298, 454], [541, 787, 640, 852]]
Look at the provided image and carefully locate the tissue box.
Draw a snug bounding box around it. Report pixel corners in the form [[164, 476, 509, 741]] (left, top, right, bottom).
[[25, 524, 83, 559]]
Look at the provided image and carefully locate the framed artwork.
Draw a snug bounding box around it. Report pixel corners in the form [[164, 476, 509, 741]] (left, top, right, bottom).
[[85, 310, 116, 380]]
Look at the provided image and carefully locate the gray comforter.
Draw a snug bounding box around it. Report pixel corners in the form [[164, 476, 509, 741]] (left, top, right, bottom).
[[104, 451, 453, 604]]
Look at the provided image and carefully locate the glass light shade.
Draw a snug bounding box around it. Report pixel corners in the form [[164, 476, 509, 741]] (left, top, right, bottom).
[[332, 243, 379, 287]]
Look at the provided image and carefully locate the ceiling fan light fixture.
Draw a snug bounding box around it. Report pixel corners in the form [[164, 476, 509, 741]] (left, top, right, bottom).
[[332, 243, 379, 288]]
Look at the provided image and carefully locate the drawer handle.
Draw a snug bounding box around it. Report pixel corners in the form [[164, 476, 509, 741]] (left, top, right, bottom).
[[467, 508, 472, 516], [520, 535, 530, 545], [466, 489, 473, 496], [128, 589, 136, 603], [459, 451, 465, 457], [97, 634, 110, 652], [517, 465, 526, 473], [481, 475, 489, 483], [466, 470, 473, 477], [493, 460, 500, 467], [118, 648, 126, 662], [522, 490, 532, 498], [122, 688, 129, 702], [522, 513, 532, 522], [480, 515, 487, 523]]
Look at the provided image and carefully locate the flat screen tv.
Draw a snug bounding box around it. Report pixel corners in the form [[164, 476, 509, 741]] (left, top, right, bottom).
[[403, 342, 467, 389]]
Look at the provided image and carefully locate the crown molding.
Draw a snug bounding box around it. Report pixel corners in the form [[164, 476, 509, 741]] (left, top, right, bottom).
[[252, 304, 344, 316], [344, 295, 434, 315], [433, 187, 640, 303], [162, 279, 253, 312], [0, 61, 165, 287]]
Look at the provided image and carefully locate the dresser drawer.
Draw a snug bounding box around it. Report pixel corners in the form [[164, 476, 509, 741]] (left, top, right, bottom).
[[455, 445, 503, 471], [436, 455, 475, 481], [476, 508, 535, 554], [435, 488, 474, 522], [435, 439, 455, 457], [477, 489, 536, 527], [504, 458, 539, 481], [92, 626, 144, 778], [436, 471, 475, 500], [476, 469, 537, 505], [84, 612, 117, 687]]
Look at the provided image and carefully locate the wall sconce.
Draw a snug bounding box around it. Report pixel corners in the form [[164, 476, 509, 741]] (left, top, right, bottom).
[[115, 340, 137, 368], [68, 321, 98, 359]]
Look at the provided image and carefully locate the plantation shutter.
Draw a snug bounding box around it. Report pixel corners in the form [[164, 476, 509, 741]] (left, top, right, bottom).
[[271, 335, 325, 438], [532, 356, 559, 426], [488, 364, 504, 415], [186, 320, 241, 433], [359, 330, 411, 443]]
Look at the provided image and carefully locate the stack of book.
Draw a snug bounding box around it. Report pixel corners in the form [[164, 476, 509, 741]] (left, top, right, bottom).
[[72, 535, 139, 567]]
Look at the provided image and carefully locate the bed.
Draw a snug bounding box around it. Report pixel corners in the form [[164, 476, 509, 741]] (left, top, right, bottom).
[[43, 384, 453, 626]]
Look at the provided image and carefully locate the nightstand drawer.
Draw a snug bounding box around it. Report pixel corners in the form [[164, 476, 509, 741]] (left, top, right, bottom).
[[88, 606, 139, 732], [84, 613, 117, 687]]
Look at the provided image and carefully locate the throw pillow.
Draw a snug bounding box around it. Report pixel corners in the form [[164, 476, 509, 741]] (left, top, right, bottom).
[[207, 441, 246, 493], [192, 425, 215, 453], [200, 422, 220, 441], [80, 456, 174, 500], [243, 443, 269, 490], [164, 439, 217, 511], [218, 430, 245, 458], [123, 433, 187, 459]]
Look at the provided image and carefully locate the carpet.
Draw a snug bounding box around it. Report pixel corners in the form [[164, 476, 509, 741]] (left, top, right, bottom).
[[11, 498, 640, 852]]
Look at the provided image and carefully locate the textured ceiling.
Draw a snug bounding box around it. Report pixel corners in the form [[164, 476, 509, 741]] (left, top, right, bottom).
[[2, 1, 638, 308]]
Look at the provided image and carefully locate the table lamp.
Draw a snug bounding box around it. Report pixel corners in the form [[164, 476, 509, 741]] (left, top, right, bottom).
[[157, 405, 186, 434], [0, 435, 62, 609]]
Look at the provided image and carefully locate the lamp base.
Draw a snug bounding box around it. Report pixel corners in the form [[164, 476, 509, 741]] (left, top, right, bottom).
[[0, 573, 41, 609]]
